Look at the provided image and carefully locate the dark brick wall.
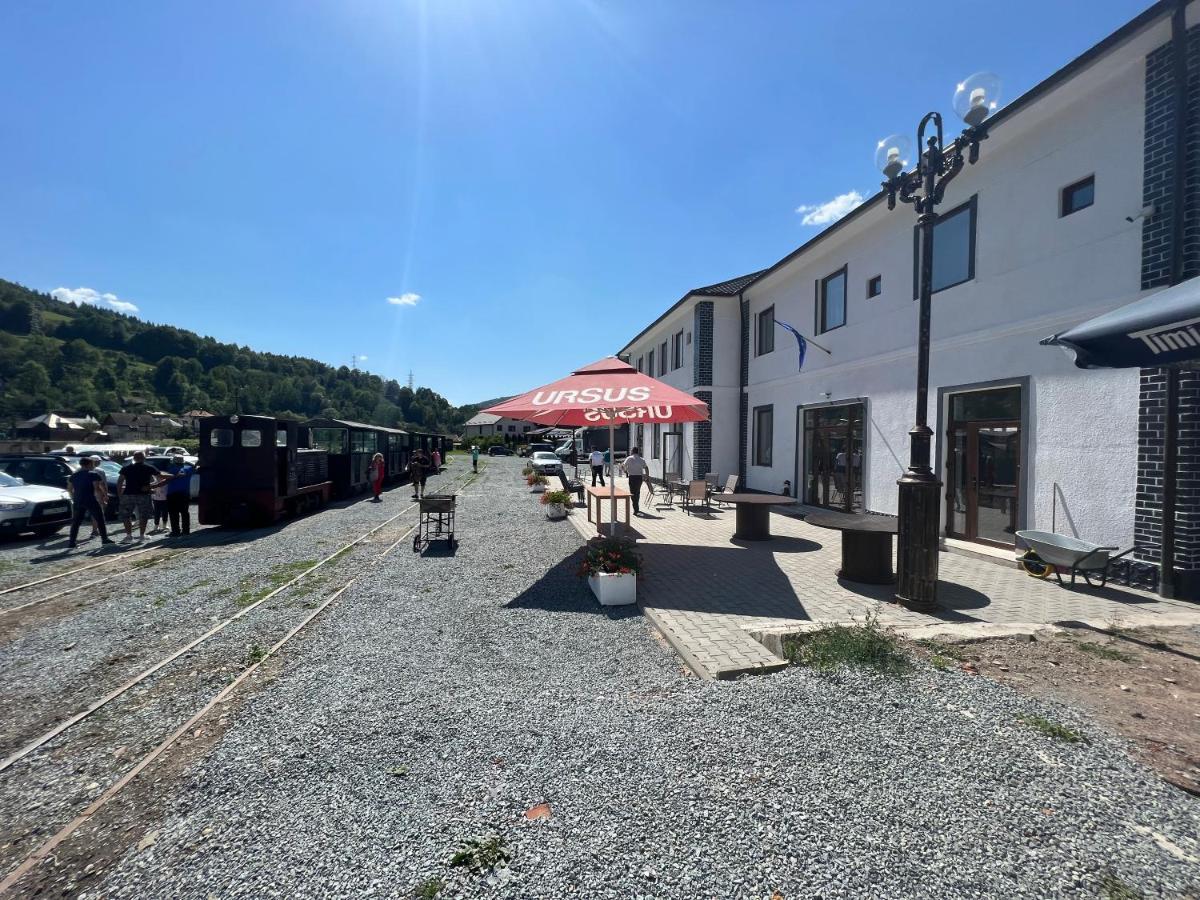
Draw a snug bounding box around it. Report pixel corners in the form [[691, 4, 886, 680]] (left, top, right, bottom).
[[693, 390, 713, 478], [1137, 27, 1200, 598], [739, 297, 750, 481], [693, 301, 714, 387]]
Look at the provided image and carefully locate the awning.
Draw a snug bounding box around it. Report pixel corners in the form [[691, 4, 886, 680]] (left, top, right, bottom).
[[1042, 276, 1200, 369]]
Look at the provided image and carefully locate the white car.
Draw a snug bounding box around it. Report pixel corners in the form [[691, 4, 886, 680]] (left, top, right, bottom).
[[529, 451, 563, 477], [0, 470, 73, 539]]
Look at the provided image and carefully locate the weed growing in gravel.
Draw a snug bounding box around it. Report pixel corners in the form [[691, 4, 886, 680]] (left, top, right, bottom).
[[1076, 642, 1134, 663], [234, 560, 317, 606], [1017, 713, 1085, 743], [450, 834, 511, 874], [929, 654, 953, 671], [413, 877, 444, 899], [785, 615, 911, 675], [244, 643, 268, 667], [1098, 871, 1144, 899], [915, 638, 967, 661]]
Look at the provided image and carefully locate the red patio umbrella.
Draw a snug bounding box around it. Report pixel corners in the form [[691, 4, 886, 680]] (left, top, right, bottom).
[[484, 357, 709, 535]]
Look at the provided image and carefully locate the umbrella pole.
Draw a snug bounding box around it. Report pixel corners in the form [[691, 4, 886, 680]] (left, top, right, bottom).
[[609, 417, 617, 538]]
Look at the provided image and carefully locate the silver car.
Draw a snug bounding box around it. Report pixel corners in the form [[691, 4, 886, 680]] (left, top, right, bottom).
[[529, 451, 563, 477], [0, 470, 73, 538]]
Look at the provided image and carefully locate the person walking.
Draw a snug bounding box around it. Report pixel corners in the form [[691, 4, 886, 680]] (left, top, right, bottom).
[[471, 444, 479, 473], [407, 451, 428, 500], [589, 448, 605, 487], [603, 447, 613, 477], [369, 452, 386, 502], [67, 458, 114, 548], [158, 454, 196, 537], [116, 451, 159, 542], [622, 446, 648, 516]]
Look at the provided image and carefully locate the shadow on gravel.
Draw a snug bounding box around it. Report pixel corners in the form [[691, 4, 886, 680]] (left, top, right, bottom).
[[506, 551, 642, 619]]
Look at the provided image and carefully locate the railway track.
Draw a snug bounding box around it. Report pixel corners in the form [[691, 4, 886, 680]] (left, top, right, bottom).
[[0, 465, 477, 895]]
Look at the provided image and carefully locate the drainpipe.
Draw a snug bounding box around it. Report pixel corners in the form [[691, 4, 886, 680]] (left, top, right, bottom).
[[1160, 0, 1189, 599]]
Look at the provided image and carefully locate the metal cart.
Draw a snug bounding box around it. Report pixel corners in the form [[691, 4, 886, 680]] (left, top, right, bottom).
[[413, 493, 456, 552]]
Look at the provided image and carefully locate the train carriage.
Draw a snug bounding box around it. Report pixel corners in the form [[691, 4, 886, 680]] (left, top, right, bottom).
[[381, 427, 409, 484], [199, 415, 331, 526]]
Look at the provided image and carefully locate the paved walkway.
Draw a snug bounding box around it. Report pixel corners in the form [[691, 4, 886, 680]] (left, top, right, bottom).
[[569, 474, 1200, 679]]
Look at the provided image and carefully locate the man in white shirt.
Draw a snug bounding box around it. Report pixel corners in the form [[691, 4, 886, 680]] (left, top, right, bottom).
[[589, 448, 606, 487], [622, 447, 648, 515]]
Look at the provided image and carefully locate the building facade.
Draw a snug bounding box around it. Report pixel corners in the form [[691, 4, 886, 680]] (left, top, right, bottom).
[[461, 413, 535, 439], [616, 1, 1200, 595]]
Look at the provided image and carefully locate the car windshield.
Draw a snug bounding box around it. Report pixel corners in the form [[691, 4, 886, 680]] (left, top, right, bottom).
[[96, 461, 122, 476], [533, 452, 557, 461], [0, 471, 21, 488]]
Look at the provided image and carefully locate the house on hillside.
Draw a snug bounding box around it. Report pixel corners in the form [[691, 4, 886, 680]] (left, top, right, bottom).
[[179, 409, 214, 434], [462, 412, 535, 439], [14, 413, 102, 443], [101, 412, 185, 442], [616, 0, 1200, 597]]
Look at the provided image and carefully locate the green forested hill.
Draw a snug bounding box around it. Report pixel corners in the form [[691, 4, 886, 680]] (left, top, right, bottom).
[[0, 279, 468, 434]]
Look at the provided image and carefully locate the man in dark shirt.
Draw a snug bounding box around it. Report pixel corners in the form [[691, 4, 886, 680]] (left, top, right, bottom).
[[117, 451, 159, 542], [156, 455, 196, 537], [68, 458, 114, 548]]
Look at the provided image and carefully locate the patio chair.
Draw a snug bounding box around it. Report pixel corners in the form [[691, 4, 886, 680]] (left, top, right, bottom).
[[713, 474, 739, 508], [657, 470, 683, 508], [557, 470, 584, 505], [705, 472, 720, 492], [682, 479, 712, 516]]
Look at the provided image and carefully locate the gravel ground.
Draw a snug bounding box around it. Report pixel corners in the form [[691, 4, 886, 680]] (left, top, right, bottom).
[[0, 466, 464, 878], [64, 457, 1200, 898]]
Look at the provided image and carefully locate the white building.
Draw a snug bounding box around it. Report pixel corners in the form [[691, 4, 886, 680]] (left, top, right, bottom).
[[461, 412, 535, 439], [616, 0, 1200, 595]]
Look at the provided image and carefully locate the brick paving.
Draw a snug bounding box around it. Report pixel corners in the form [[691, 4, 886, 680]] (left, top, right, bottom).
[[569, 474, 1200, 679]]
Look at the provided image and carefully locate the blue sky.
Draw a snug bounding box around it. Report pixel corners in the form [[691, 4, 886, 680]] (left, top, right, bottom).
[[0, 0, 1147, 405]]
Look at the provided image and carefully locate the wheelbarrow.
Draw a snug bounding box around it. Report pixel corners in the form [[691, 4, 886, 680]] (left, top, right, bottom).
[[1015, 530, 1133, 587]]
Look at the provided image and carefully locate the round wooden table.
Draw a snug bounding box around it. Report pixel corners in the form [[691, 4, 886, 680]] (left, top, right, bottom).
[[723, 493, 797, 541], [804, 510, 898, 584]]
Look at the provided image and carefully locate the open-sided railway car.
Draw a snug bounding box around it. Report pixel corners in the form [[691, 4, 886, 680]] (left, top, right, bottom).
[[199, 415, 331, 526]]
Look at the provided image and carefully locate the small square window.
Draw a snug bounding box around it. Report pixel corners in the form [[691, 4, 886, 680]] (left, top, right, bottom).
[[867, 275, 882, 298], [1061, 175, 1094, 217]]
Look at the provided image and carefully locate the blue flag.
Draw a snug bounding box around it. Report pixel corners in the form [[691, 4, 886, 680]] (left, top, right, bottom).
[[775, 319, 808, 371]]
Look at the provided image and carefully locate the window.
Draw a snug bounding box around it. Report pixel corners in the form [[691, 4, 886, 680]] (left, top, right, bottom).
[[753, 406, 773, 466], [276, 428, 288, 447], [819, 267, 847, 333], [636, 356, 643, 373], [756, 306, 775, 355], [311, 428, 347, 453], [672, 331, 684, 369], [209, 428, 234, 448], [350, 431, 375, 453], [659, 341, 667, 376], [1061, 175, 1094, 217], [240, 429, 263, 447], [914, 196, 977, 296], [647, 348, 655, 376], [508, 424, 516, 432], [522, 425, 531, 432], [867, 275, 882, 298], [652, 424, 661, 459]]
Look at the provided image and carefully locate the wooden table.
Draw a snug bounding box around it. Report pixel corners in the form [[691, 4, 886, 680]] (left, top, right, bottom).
[[722, 493, 797, 541], [803, 510, 898, 584], [585, 485, 632, 534]]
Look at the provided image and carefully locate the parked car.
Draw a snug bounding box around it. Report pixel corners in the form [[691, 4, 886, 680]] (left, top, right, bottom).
[[521, 442, 554, 458], [0, 455, 120, 519], [0, 470, 73, 539], [138, 456, 201, 499], [487, 445, 514, 456], [529, 451, 563, 476]]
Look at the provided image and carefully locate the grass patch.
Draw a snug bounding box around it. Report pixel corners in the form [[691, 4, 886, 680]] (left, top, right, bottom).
[[244, 643, 267, 667], [915, 638, 967, 661], [783, 615, 912, 676], [412, 877, 444, 899], [0, 560, 21, 576], [929, 654, 954, 671], [1076, 641, 1134, 663], [1098, 871, 1143, 900], [234, 560, 317, 606], [1017, 713, 1085, 743], [450, 833, 511, 874]]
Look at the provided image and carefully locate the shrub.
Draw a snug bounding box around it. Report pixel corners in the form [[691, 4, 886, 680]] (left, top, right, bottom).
[[526, 473, 547, 486], [577, 538, 641, 578], [783, 614, 911, 675]]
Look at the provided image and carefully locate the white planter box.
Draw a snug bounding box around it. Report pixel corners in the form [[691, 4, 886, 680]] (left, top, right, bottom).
[[545, 502, 567, 520], [588, 572, 637, 606], [530, 484, 546, 493]]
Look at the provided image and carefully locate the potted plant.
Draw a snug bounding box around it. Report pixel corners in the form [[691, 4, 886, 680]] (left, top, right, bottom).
[[521, 464, 534, 477], [540, 489, 571, 520], [527, 473, 548, 493], [577, 538, 641, 606]]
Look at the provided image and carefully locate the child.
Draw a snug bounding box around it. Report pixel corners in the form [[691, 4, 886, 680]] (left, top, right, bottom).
[[151, 476, 168, 532]]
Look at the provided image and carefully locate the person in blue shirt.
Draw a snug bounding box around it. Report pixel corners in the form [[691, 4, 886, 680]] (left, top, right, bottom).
[[156, 455, 196, 537], [67, 457, 114, 548]]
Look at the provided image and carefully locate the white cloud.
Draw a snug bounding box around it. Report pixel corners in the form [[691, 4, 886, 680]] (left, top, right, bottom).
[[51, 286, 140, 313], [795, 190, 865, 226], [386, 292, 421, 307], [358, 355, 368, 361]]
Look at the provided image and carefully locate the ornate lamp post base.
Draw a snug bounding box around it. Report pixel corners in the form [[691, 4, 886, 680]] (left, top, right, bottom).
[[895, 470, 941, 611]]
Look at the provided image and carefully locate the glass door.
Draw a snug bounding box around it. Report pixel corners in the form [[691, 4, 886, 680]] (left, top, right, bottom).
[[802, 404, 863, 512], [944, 386, 1021, 547]]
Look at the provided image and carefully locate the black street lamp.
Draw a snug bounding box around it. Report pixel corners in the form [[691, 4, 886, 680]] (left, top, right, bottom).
[[877, 72, 1001, 611]]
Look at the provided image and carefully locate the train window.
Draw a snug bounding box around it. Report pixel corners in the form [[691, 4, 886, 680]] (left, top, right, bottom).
[[241, 429, 264, 447], [276, 428, 288, 447], [210, 428, 234, 447], [311, 428, 347, 454], [351, 431, 375, 453]]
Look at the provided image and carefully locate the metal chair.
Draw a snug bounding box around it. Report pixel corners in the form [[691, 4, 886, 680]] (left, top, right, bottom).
[[713, 474, 739, 508], [682, 479, 712, 516]]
